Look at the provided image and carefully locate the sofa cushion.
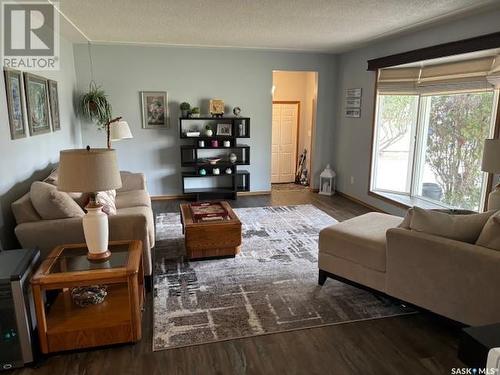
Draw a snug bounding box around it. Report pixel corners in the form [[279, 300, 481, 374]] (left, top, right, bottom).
[[476, 214, 500, 251], [410, 207, 496, 243], [319, 212, 402, 272], [116, 190, 151, 209], [12, 192, 41, 224], [30, 181, 85, 220]]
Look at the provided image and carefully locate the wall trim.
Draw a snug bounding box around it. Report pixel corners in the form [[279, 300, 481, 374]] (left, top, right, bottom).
[[151, 191, 271, 201], [237, 190, 272, 196], [336, 191, 387, 213]]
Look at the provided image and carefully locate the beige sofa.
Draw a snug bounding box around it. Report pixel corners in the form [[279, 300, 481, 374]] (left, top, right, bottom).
[[12, 171, 155, 276], [318, 212, 500, 326]]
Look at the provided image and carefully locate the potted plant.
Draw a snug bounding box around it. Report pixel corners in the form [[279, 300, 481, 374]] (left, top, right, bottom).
[[180, 102, 190, 118], [205, 124, 213, 137], [190, 107, 200, 118], [80, 82, 112, 129]]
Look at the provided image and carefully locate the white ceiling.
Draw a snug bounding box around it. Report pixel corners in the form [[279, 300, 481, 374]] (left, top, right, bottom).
[[54, 0, 500, 53]]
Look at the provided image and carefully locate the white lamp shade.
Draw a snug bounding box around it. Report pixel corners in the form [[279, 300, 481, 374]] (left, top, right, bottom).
[[58, 148, 122, 193], [482, 139, 500, 173], [110, 120, 133, 141]]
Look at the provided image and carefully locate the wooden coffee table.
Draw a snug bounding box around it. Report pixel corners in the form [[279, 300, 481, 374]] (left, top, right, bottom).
[[31, 240, 144, 353], [180, 201, 242, 260]]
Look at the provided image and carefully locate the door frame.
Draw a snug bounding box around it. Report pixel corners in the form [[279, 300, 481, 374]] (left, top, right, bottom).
[[272, 100, 301, 183]]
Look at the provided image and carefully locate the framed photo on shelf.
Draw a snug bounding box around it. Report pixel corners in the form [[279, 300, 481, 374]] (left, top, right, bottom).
[[24, 72, 51, 136], [141, 91, 169, 129], [216, 123, 232, 136], [4, 69, 26, 140], [48, 80, 61, 131]]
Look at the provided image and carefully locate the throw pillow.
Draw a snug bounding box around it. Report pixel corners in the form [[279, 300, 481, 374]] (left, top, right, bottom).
[[476, 214, 500, 251], [44, 168, 89, 208], [410, 206, 496, 243], [398, 208, 413, 229], [30, 181, 85, 220], [398, 207, 476, 229], [97, 190, 117, 215]]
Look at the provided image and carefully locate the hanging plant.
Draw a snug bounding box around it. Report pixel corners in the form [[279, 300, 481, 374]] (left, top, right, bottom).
[[80, 82, 112, 129]]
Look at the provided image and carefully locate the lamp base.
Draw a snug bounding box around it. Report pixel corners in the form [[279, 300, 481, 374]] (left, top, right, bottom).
[[83, 203, 111, 261], [87, 250, 111, 261]]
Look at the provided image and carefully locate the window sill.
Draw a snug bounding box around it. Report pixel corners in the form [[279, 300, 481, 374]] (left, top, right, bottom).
[[369, 190, 452, 210]]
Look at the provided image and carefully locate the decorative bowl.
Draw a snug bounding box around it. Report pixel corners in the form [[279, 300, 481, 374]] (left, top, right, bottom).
[[206, 158, 221, 165], [71, 285, 108, 308]]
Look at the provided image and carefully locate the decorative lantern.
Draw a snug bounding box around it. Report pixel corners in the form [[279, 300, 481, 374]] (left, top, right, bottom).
[[319, 164, 336, 196]]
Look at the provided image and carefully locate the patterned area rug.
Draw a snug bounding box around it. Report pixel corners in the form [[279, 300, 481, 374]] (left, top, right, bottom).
[[153, 205, 412, 351]]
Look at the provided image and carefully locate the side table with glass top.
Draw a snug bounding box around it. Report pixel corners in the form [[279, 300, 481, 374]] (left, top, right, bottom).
[[31, 240, 144, 354]]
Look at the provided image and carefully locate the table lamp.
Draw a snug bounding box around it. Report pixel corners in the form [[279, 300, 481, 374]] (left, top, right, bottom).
[[110, 120, 133, 145], [481, 139, 500, 210], [58, 147, 122, 260]]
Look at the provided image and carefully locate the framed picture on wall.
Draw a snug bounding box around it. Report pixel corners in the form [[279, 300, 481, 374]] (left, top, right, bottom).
[[346, 88, 362, 98], [141, 91, 169, 129], [345, 108, 361, 118], [48, 80, 61, 131], [346, 98, 361, 108], [24, 72, 51, 136], [4, 69, 26, 140]]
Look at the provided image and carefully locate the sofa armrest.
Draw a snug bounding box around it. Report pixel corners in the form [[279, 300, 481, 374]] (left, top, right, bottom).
[[386, 228, 500, 325], [109, 212, 152, 276], [15, 218, 85, 259], [119, 171, 147, 192]]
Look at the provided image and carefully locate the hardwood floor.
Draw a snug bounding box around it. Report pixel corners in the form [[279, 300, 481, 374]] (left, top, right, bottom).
[[14, 190, 465, 375]]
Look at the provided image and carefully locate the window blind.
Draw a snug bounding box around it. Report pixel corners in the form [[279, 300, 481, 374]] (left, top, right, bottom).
[[487, 56, 500, 88], [377, 67, 420, 94], [378, 55, 498, 94]]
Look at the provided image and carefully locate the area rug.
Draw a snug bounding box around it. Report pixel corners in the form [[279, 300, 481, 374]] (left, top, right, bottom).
[[153, 204, 413, 351]]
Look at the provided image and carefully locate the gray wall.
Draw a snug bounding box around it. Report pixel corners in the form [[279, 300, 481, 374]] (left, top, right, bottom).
[[73, 44, 337, 196], [0, 36, 82, 249], [334, 9, 500, 216]]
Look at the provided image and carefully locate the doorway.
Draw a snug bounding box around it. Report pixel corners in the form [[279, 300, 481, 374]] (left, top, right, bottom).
[[271, 71, 318, 188]]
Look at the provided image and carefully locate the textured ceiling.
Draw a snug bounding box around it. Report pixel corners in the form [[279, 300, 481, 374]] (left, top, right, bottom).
[[55, 0, 499, 52]]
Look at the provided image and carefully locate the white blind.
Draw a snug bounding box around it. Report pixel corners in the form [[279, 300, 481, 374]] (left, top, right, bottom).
[[378, 67, 420, 94], [487, 56, 500, 89], [378, 56, 498, 94]]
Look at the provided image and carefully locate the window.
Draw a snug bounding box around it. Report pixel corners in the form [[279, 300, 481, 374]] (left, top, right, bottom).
[[372, 95, 418, 193], [372, 90, 497, 211]]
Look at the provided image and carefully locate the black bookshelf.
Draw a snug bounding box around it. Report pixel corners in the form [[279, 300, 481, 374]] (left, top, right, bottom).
[[179, 116, 250, 200]]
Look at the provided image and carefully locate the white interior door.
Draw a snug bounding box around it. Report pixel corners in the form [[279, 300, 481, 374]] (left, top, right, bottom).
[[271, 103, 299, 183]]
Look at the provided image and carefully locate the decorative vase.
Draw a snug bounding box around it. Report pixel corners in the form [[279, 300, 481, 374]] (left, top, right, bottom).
[[181, 109, 189, 118], [225, 168, 232, 174], [205, 129, 213, 137], [199, 168, 207, 176], [198, 140, 205, 148], [83, 206, 110, 260], [211, 140, 218, 147], [229, 153, 237, 163], [213, 168, 220, 175], [223, 140, 231, 147], [239, 123, 245, 136]]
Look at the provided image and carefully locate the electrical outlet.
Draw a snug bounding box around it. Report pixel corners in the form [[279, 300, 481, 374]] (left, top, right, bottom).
[[350, 176, 355, 184]]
